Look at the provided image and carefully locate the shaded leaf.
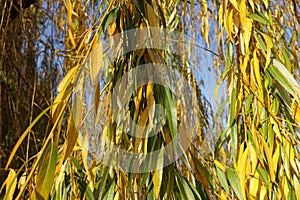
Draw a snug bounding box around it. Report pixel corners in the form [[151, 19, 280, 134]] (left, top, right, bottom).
[[34, 141, 57, 200], [132, 0, 146, 17], [176, 174, 195, 200]]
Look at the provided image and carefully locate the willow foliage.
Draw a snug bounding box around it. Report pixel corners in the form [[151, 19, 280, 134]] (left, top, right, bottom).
[[1, 0, 299, 199]]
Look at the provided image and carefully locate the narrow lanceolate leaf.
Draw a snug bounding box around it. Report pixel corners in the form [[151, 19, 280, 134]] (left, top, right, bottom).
[[99, 7, 119, 37], [161, 86, 177, 138], [53, 66, 78, 120], [268, 59, 299, 97], [90, 40, 104, 85], [73, 92, 83, 129], [34, 141, 57, 200], [176, 175, 195, 200], [152, 170, 163, 199], [226, 168, 243, 200], [216, 166, 229, 193], [132, 0, 146, 17], [152, 146, 164, 199], [63, 113, 78, 161], [249, 14, 269, 25], [4, 169, 17, 200], [57, 66, 78, 93], [242, 18, 252, 52], [229, 0, 239, 11], [146, 3, 160, 27]]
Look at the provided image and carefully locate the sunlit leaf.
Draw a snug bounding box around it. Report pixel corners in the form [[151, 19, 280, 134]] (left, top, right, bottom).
[[268, 59, 298, 97], [3, 169, 17, 200], [226, 168, 243, 200], [249, 14, 269, 25]]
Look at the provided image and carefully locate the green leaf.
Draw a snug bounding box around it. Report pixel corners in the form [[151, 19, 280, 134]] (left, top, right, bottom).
[[229, 88, 236, 126], [34, 141, 57, 200], [94, 168, 110, 199], [185, 178, 203, 200], [132, 0, 146, 17], [215, 127, 230, 152], [99, 7, 119, 37], [176, 174, 196, 200], [147, 187, 155, 200], [249, 14, 269, 25], [213, 98, 228, 123], [230, 122, 238, 159], [254, 34, 267, 53], [192, 155, 213, 189], [153, 146, 164, 199], [281, 47, 292, 72], [226, 168, 243, 200], [268, 59, 298, 96], [216, 167, 229, 193], [102, 178, 115, 200], [161, 85, 177, 138], [257, 166, 268, 184], [245, 93, 254, 113], [77, 178, 95, 200]]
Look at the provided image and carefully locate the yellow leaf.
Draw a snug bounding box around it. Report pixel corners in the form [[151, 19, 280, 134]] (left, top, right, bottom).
[[5, 106, 51, 169], [57, 66, 78, 92], [242, 18, 252, 52], [252, 50, 263, 118], [146, 3, 160, 27], [64, 114, 78, 161], [218, 3, 224, 28], [229, 0, 239, 11], [109, 21, 117, 36], [82, 132, 94, 190], [249, 172, 259, 197], [134, 86, 143, 115], [261, 33, 273, 68], [4, 169, 17, 200], [220, 189, 228, 200], [69, 29, 76, 47], [225, 9, 234, 41], [214, 160, 226, 172], [146, 83, 155, 107], [259, 184, 267, 200], [292, 102, 300, 123], [262, 0, 268, 9], [294, 175, 300, 200], [272, 145, 280, 172], [260, 135, 275, 182], [249, 144, 258, 173], [239, 0, 246, 23], [73, 92, 83, 129], [94, 82, 100, 115], [66, 0, 72, 26], [237, 144, 249, 200], [90, 40, 103, 85], [153, 169, 163, 199], [53, 66, 78, 120]]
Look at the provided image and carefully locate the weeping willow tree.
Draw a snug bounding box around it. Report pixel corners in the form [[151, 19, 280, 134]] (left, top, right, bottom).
[[1, 0, 299, 199]]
